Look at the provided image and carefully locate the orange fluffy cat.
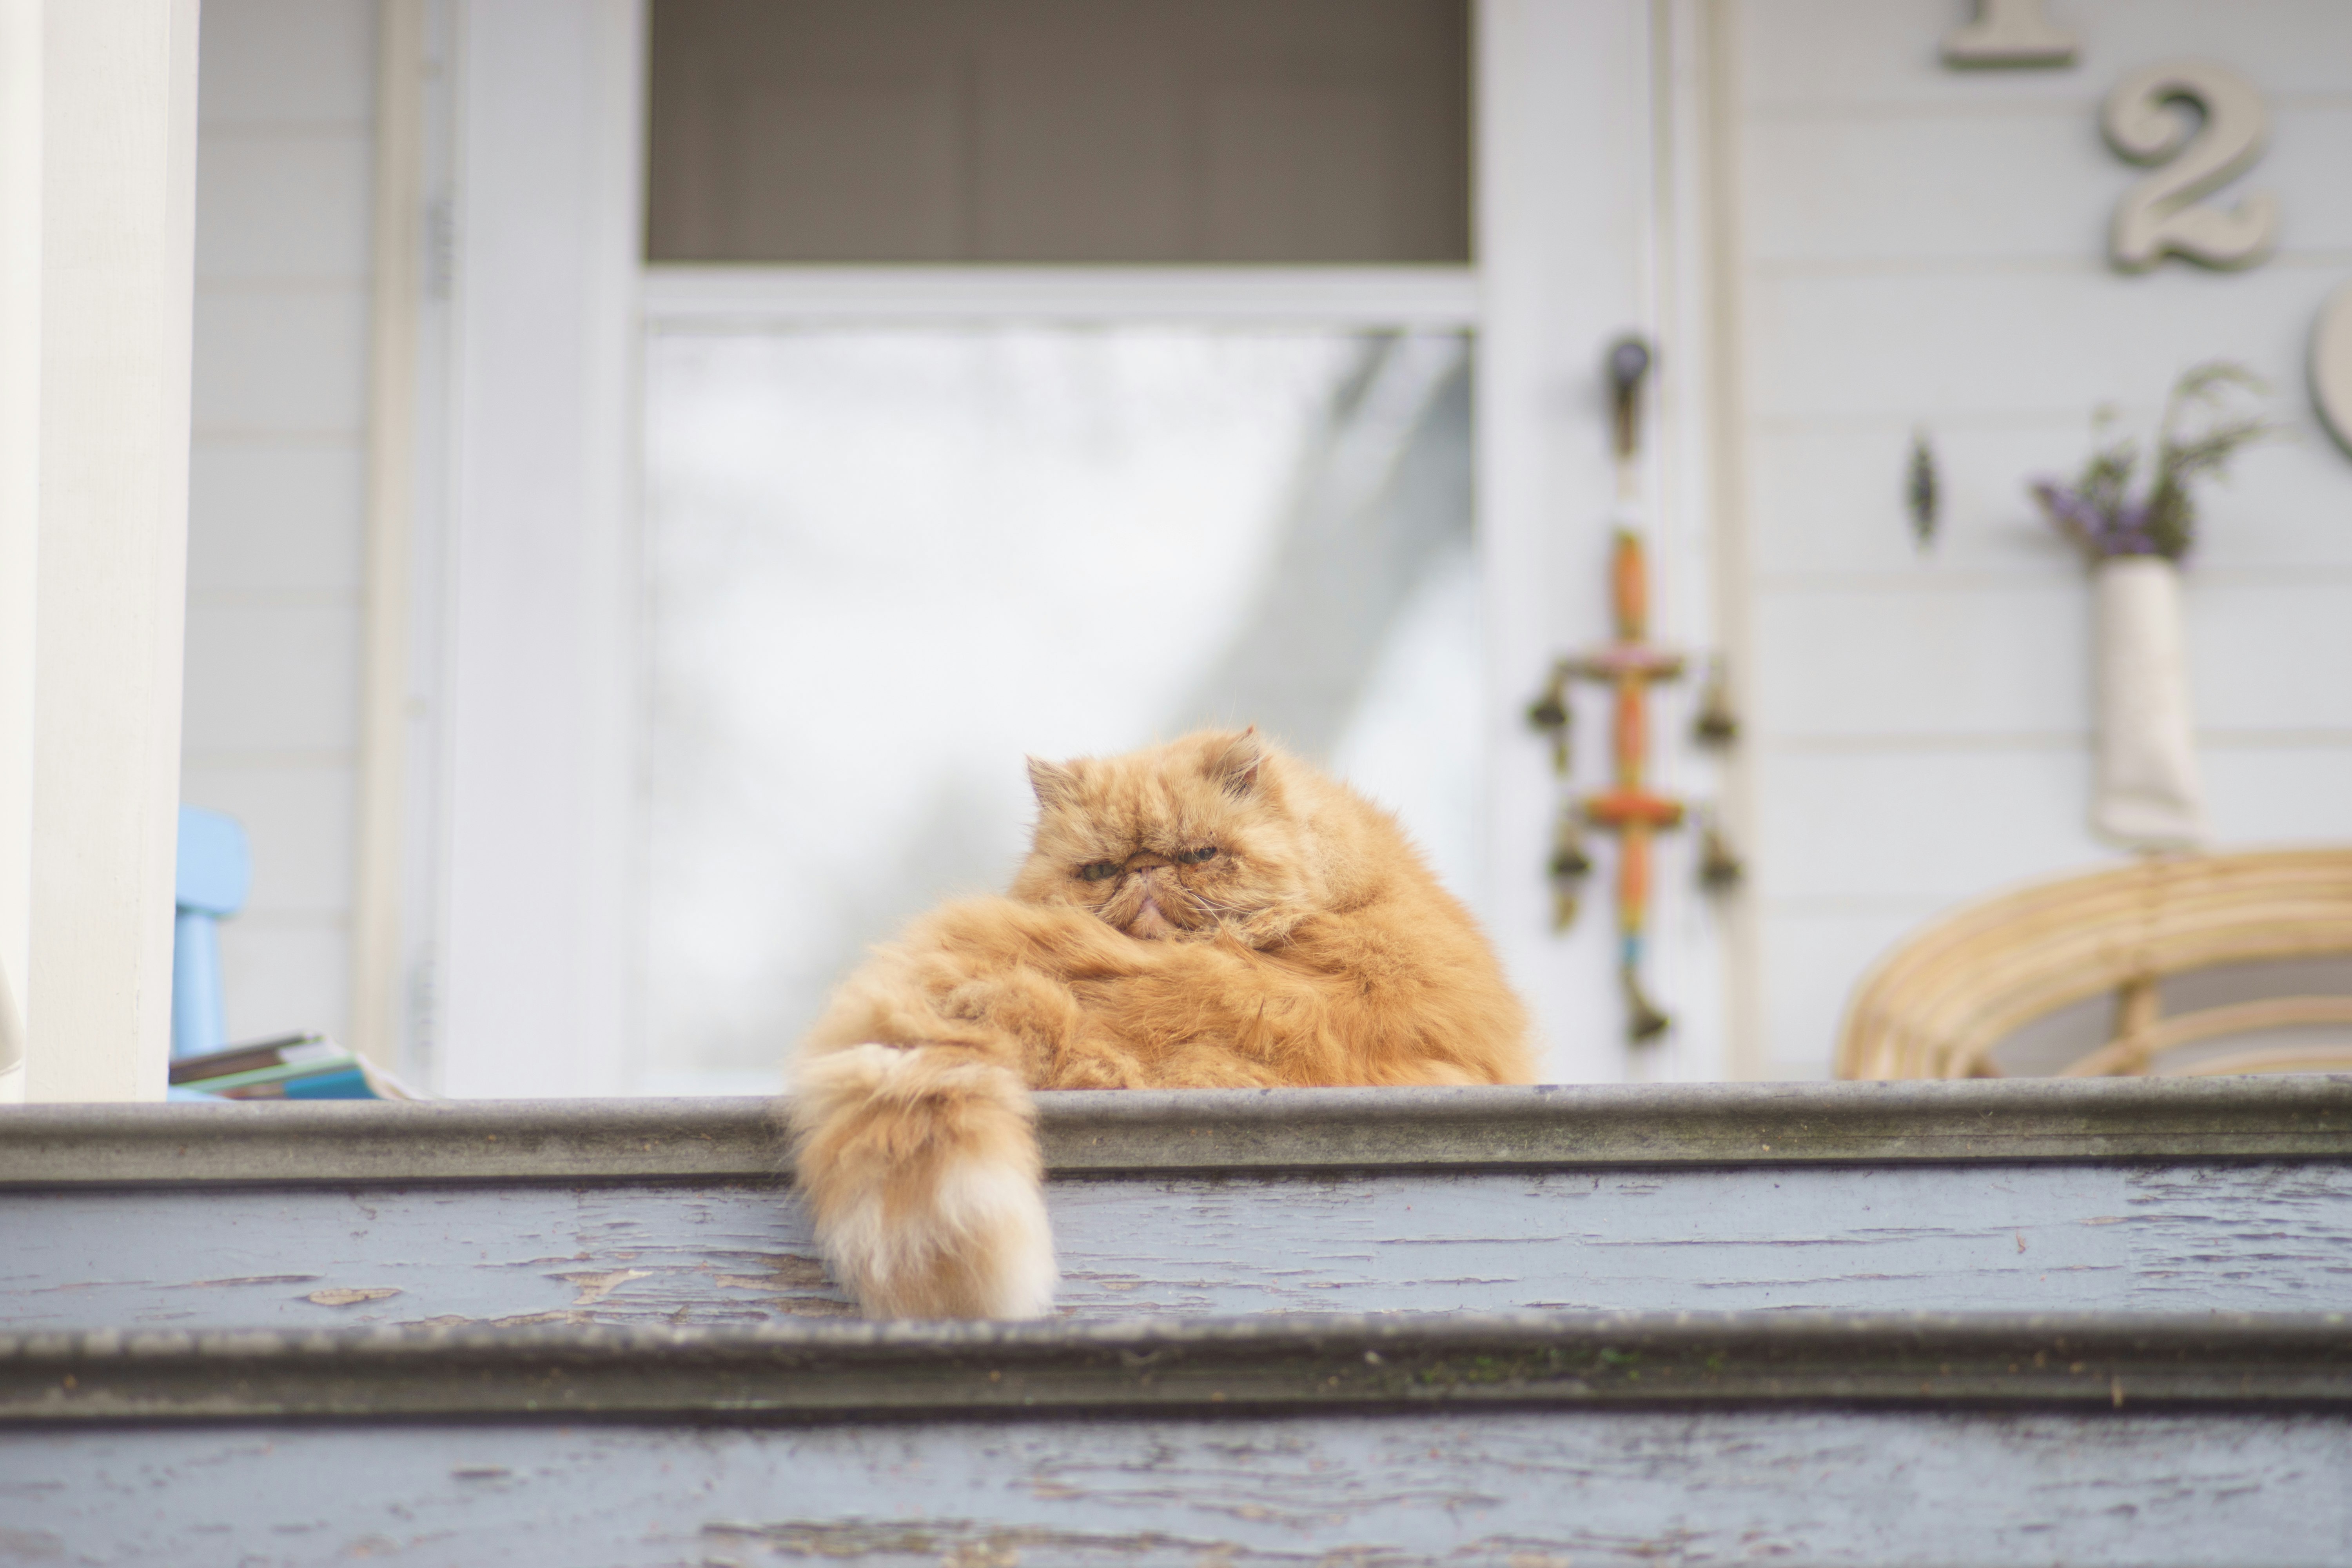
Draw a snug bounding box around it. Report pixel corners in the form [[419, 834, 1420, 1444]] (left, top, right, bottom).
[[788, 728, 1535, 1319]]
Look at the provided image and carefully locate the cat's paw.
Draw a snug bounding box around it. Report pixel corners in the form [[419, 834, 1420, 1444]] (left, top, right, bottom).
[[789, 1042, 1056, 1320]]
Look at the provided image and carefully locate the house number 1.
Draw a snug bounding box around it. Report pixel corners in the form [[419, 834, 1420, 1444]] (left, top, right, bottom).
[[1942, 0, 2076, 68], [2103, 60, 2279, 271]]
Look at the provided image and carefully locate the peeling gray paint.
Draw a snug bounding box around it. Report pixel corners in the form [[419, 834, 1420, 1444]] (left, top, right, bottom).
[[7, 1081, 2349, 1563], [8, 1162, 2351, 1331], [5, 1408, 2349, 1565]]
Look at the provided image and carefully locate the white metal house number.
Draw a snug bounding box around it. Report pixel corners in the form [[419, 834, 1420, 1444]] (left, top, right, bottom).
[[1941, 0, 2076, 68], [2314, 282, 2352, 455], [2102, 59, 2279, 272], [1940, 12, 2348, 457]]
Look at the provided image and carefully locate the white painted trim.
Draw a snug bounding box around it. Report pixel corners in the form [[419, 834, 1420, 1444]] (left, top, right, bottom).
[[1478, 0, 1655, 1086], [0, 0, 42, 1101], [643, 265, 1482, 328], [28, 0, 201, 1102], [435, 0, 644, 1098], [1477, 0, 1727, 1085], [1648, 0, 1735, 1086], [1699, 0, 1759, 1079], [351, 0, 430, 1074], [393, 0, 462, 1093]]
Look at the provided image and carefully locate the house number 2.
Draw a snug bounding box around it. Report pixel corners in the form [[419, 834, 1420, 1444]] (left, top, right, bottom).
[[2316, 281, 2352, 457], [2102, 59, 2279, 271]]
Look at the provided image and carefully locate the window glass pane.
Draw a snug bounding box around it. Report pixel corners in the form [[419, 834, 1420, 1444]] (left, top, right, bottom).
[[646, 0, 1470, 264], [642, 327, 1478, 1091]]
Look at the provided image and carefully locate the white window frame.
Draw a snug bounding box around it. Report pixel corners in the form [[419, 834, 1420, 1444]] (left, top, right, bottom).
[[641, 266, 1480, 329]]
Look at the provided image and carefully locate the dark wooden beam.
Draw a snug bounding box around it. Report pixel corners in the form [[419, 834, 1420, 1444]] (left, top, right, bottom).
[[8, 1311, 2352, 1425], [4, 1078, 2350, 1189]]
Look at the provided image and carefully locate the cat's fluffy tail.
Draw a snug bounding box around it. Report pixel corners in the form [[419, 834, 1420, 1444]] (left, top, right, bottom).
[[787, 1042, 1056, 1319]]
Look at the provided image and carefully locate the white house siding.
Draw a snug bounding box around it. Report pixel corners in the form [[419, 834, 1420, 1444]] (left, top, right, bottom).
[[164, 0, 2352, 1077], [180, 1, 376, 1045], [1726, 0, 2352, 1076]]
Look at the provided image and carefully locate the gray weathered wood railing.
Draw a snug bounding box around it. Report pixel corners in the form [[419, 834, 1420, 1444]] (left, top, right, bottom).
[[6, 1078, 2351, 1565]]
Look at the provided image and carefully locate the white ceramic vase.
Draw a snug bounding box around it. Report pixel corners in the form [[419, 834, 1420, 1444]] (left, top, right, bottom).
[[2091, 555, 2205, 849]]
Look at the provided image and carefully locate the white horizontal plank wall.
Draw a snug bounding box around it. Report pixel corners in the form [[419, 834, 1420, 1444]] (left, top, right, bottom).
[[1724, 0, 2352, 1077], [181, 0, 379, 1049], [435, 0, 642, 1097], [0, 0, 38, 1100], [29, 0, 203, 1101]]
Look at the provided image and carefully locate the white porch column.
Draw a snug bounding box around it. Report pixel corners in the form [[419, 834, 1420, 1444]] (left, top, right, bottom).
[[437, 0, 643, 1096], [0, 0, 39, 1102], [24, 0, 203, 1101]]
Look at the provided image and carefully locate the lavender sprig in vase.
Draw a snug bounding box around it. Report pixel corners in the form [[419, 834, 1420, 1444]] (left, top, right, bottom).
[[2031, 363, 2277, 851]]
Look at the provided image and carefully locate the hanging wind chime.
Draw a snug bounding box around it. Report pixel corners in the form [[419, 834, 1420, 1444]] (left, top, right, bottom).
[[1527, 337, 1741, 1045]]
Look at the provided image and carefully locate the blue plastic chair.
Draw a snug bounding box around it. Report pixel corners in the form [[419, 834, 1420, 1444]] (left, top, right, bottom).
[[172, 804, 251, 1062]]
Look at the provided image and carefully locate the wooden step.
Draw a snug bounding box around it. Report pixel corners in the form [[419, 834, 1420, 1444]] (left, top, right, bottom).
[[5, 1079, 2350, 1329], [4, 1311, 2350, 1564], [6, 1078, 2350, 1565]]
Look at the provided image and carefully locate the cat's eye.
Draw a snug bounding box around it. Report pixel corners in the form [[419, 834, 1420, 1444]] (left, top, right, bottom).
[[1176, 846, 1220, 865], [1078, 861, 1120, 882]]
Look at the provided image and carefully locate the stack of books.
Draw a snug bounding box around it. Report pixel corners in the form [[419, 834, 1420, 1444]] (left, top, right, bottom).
[[168, 1034, 420, 1100]]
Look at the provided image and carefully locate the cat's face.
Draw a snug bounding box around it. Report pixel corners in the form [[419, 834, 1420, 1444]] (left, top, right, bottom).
[[1011, 730, 1311, 945]]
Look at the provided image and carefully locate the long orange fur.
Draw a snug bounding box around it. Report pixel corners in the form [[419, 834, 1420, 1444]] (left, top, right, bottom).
[[788, 728, 1535, 1318]]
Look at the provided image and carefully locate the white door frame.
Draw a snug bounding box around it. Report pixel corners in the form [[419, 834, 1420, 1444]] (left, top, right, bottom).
[[412, 0, 1732, 1094], [420, 0, 646, 1098]]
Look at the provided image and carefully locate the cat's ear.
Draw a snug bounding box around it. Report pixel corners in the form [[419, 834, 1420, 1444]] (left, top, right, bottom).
[[1026, 756, 1080, 809], [1209, 728, 1263, 797]]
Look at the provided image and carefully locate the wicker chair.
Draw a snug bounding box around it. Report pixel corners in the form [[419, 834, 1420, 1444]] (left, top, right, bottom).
[[1837, 848, 2352, 1080]]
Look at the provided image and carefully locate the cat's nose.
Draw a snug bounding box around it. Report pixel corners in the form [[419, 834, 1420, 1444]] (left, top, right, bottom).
[[1125, 851, 1172, 872]]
